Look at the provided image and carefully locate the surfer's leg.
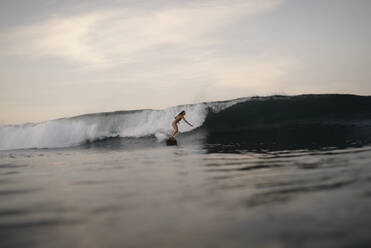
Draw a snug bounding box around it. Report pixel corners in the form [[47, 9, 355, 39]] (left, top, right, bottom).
[[171, 123, 178, 137]]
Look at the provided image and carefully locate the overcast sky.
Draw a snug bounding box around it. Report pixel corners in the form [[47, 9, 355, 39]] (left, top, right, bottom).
[[0, 0, 370, 124]]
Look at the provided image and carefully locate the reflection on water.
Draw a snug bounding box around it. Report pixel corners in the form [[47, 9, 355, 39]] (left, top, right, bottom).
[[1, 144, 371, 247]]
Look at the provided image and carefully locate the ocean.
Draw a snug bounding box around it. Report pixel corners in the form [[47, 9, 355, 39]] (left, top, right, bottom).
[[1, 94, 371, 247]]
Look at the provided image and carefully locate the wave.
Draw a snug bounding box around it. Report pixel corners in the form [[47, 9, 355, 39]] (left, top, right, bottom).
[[203, 94, 371, 130], [1, 94, 371, 151], [203, 94, 371, 151], [0, 98, 246, 150]]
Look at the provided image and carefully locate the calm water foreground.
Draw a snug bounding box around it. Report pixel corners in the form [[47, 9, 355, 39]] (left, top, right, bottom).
[[1, 142, 371, 248]]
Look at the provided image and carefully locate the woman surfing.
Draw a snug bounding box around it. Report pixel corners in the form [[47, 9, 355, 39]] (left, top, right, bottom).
[[170, 110, 193, 139]]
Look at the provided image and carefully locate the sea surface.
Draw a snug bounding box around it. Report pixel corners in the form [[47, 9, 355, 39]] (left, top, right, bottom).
[[1, 94, 371, 247]]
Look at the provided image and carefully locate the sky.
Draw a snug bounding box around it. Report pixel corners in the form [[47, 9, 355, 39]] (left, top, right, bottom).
[[0, 0, 370, 124]]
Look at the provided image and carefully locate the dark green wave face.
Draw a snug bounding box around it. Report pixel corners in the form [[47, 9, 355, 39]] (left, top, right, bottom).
[[202, 94, 371, 152]]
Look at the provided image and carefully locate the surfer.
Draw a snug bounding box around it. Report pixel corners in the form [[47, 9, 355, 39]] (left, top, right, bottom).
[[170, 110, 193, 138]]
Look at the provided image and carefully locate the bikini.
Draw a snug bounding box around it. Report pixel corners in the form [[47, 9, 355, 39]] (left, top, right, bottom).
[[174, 116, 182, 124]]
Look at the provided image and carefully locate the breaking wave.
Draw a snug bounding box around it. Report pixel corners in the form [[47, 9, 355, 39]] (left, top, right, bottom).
[[1, 94, 371, 151], [0, 98, 245, 150]]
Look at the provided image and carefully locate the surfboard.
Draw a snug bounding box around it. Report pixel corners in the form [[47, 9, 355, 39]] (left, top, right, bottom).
[[166, 137, 177, 146]]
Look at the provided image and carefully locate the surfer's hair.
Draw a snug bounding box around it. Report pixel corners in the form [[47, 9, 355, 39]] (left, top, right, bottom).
[[178, 110, 186, 116]]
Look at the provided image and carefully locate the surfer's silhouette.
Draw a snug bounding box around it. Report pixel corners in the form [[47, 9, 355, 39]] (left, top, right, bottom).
[[170, 110, 193, 138]]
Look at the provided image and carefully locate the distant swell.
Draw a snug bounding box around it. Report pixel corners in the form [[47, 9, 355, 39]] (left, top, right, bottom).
[[1, 94, 371, 151]]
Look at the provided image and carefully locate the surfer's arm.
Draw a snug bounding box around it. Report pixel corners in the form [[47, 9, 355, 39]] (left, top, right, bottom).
[[182, 117, 193, 127]]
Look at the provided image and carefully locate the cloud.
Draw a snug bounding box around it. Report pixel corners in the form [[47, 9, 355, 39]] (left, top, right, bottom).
[[0, 0, 285, 69], [0, 0, 300, 125], [211, 56, 299, 93], [1, 11, 109, 66]]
